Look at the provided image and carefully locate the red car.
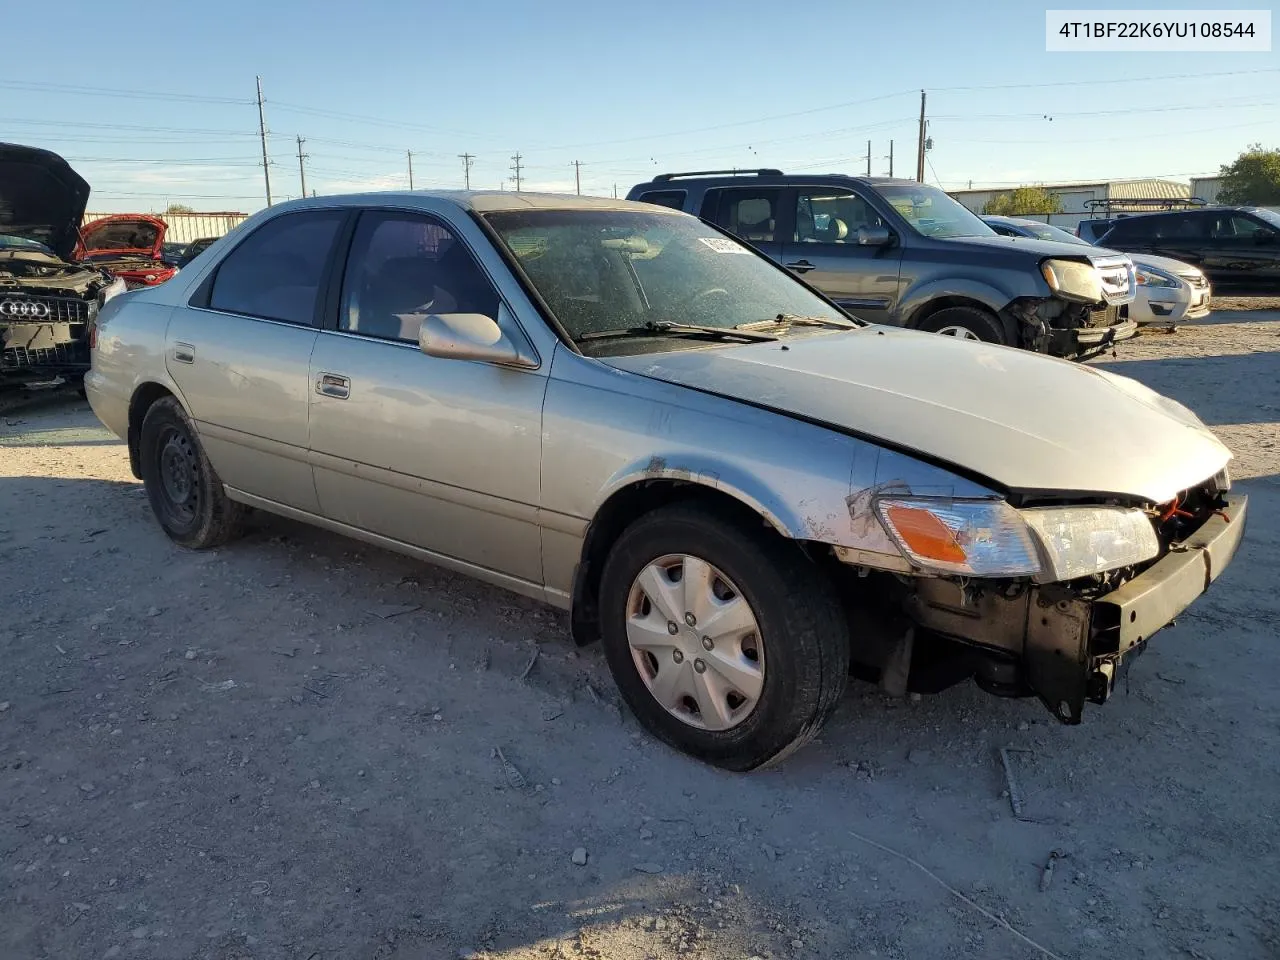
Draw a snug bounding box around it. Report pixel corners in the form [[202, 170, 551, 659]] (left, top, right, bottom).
[[75, 214, 178, 289]]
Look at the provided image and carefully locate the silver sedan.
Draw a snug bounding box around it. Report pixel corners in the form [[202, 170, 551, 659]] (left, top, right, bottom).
[[86, 192, 1245, 769]]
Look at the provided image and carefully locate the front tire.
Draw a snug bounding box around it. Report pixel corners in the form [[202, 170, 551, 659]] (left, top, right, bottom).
[[139, 396, 247, 549], [598, 503, 850, 771], [917, 305, 1008, 344]]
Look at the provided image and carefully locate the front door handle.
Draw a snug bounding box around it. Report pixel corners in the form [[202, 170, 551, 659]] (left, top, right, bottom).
[[172, 342, 195, 364], [785, 260, 816, 273], [315, 372, 350, 399]]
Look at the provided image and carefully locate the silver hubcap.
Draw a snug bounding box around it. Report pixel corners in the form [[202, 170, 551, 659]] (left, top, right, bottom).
[[935, 325, 982, 341], [625, 554, 765, 731]]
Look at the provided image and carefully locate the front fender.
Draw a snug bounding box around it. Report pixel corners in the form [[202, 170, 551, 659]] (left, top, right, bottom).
[[898, 276, 1024, 327]]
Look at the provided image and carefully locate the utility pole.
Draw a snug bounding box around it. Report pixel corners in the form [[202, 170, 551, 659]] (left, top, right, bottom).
[[572, 160, 582, 196], [407, 151, 415, 190], [295, 136, 308, 198], [613, 183, 618, 199], [458, 153, 474, 190], [256, 75, 272, 207], [916, 89, 927, 183], [510, 153, 523, 192], [887, 140, 894, 177], [866, 140, 872, 176]]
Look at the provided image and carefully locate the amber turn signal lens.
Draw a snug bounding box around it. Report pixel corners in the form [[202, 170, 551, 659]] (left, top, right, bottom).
[[882, 504, 967, 565]]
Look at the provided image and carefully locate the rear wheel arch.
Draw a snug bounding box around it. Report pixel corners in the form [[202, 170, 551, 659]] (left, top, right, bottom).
[[127, 382, 179, 479], [569, 481, 797, 648]]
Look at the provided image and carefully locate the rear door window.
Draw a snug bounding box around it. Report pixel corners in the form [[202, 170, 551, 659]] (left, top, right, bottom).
[[700, 189, 783, 244], [209, 211, 345, 326]]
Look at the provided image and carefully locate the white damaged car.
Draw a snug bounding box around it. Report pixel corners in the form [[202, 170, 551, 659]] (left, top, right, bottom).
[[85, 192, 1247, 769]]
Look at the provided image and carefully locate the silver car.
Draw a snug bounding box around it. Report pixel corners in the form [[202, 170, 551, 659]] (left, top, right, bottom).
[[86, 192, 1246, 770]]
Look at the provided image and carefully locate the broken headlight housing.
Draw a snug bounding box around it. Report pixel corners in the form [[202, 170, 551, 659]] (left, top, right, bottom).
[[1040, 258, 1103, 304], [875, 498, 1160, 582]]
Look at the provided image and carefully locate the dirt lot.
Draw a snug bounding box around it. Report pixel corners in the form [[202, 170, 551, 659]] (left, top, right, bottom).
[[3, 312, 1279, 960]]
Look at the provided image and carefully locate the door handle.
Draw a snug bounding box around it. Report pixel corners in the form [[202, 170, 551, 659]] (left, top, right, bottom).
[[315, 373, 350, 399], [172, 342, 195, 364], [785, 260, 816, 273]]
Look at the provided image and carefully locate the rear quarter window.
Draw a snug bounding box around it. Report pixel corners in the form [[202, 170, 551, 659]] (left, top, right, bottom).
[[636, 190, 687, 211]]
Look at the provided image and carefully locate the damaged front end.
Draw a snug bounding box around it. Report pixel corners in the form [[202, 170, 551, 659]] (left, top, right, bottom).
[[1004, 253, 1138, 361], [0, 255, 121, 384], [891, 473, 1245, 723]]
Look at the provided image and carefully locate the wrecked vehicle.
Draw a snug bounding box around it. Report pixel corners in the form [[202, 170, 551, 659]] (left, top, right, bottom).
[[85, 192, 1244, 770], [628, 170, 1138, 359], [76, 214, 179, 289], [1, 143, 126, 386]]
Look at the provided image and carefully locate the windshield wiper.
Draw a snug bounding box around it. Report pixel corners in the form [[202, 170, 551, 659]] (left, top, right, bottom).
[[736, 313, 858, 331], [576, 321, 778, 343]]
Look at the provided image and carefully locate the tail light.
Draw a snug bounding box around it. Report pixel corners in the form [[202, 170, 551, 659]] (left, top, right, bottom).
[[88, 322, 98, 350]]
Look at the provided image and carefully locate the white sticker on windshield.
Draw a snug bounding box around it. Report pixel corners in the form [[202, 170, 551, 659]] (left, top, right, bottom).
[[698, 237, 751, 254]]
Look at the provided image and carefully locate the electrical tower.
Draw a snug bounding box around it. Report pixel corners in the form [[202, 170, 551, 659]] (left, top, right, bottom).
[[510, 153, 523, 192]]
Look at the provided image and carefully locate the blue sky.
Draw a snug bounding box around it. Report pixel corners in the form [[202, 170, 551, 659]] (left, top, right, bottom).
[[5, 0, 1277, 212]]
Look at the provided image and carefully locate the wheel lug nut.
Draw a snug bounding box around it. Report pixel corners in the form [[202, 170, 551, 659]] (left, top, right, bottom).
[[667, 621, 678, 635], [684, 613, 696, 627], [693, 659, 706, 674], [701, 636, 713, 651], [673, 650, 684, 664]]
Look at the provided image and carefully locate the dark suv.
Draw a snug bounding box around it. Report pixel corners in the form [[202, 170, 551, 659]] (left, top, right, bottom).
[[628, 170, 1136, 359], [1097, 207, 1280, 294]]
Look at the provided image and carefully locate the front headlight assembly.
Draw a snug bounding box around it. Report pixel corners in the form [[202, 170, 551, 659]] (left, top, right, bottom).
[[1135, 266, 1179, 288], [1040, 258, 1104, 304], [875, 498, 1160, 582]]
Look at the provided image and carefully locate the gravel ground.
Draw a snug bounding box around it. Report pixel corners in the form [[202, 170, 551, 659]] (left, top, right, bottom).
[[2, 312, 1278, 960]]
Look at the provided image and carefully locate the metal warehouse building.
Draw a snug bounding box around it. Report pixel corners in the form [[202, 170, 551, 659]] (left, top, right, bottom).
[[949, 179, 1193, 230]]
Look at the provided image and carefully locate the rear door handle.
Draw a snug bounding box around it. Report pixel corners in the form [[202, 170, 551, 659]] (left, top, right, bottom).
[[172, 342, 195, 364], [316, 372, 350, 399], [785, 260, 815, 273]]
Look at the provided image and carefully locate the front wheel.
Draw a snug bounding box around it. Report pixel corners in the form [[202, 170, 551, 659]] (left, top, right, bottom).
[[139, 396, 247, 549], [598, 503, 850, 771], [917, 305, 1008, 344]]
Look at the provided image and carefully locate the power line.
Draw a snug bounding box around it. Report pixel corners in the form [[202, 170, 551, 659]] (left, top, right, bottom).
[[930, 66, 1280, 93], [0, 79, 253, 105]]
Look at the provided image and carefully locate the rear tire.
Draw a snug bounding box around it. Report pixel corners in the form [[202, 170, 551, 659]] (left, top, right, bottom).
[[598, 503, 849, 771], [917, 305, 1008, 344], [139, 396, 247, 549]]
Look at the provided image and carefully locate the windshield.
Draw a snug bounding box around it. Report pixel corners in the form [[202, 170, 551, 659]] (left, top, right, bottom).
[[1018, 221, 1092, 245], [1252, 208, 1280, 230], [483, 209, 851, 344], [878, 184, 994, 239], [0, 234, 55, 255]]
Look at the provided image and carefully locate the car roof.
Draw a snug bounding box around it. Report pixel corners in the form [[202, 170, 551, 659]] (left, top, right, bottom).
[[633, 173, 923, 190], [265, 190, 677, 216]]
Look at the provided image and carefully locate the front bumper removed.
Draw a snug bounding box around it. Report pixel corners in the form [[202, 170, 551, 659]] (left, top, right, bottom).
[[907, 495, 1247, 723]]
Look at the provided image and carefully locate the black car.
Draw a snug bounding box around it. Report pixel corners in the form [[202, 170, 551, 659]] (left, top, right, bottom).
[[178, 236, 218, 267], [1097, 206, 1280, 294], [0, 143, 126, 387], [628, 170, 1137, 359]]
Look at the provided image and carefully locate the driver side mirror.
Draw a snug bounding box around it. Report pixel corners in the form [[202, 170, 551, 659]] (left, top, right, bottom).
[[418, 306, 537, 368], [856, 225, 892, 247]]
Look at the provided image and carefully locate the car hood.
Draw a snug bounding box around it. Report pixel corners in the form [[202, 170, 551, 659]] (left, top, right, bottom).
[[1131, 252, 1204, 277], [0, 142, 91, 261], [600, 329, 1230, 502], [946, 233, 1128, 263], [77, 215, 167, 260]]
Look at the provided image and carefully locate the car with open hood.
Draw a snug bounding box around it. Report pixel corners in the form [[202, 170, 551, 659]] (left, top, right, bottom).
[[84, 191, 1245, 770], [0, 143, 126, 387], [76, 214, 179, 289]]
